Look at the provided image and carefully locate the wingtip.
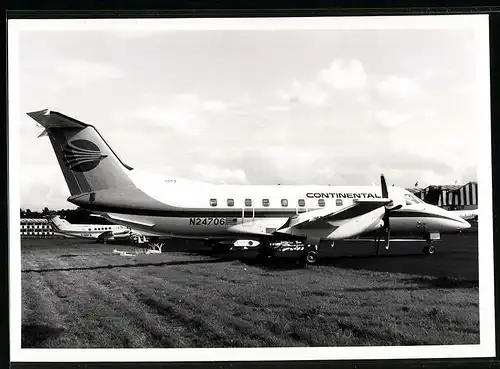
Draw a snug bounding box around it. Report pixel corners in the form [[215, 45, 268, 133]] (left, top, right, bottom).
[[26, 108, 50, 117], [26, 109, 52, 124]]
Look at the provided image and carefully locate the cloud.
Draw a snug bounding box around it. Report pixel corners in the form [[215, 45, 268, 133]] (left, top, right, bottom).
[[318, 59, 368, 90], [134, 93, 233, 135], [373, 109, 411, 128], [276, 59, 368, 108], [277, 80, 329, 106], [421, 68, 457, 81], [416, 171, 452, 187], [192, 165, 250, 184], [57, 59, 124, 86], [17, 29, 480, 209], [136, 105, 202, 135], [377, 76, 420, 99], [266, 105, 291, 112], [20, 165, 73, 210], [203, 100, 228, 112]]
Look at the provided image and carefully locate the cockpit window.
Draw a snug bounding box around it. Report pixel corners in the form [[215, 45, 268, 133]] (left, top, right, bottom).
[[404, 193, 423, 205]]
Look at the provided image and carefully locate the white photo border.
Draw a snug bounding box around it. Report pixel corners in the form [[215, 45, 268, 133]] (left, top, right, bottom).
[[8, 14, 495, 362]]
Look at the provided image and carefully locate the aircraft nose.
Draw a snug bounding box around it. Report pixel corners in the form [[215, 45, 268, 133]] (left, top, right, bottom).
[[432, 205, 471, 231], [450, 213, 471, 230], [458, 218, 471, 230]]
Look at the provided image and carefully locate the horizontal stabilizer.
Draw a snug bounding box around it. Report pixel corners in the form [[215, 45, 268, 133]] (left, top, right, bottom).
[[27, 109, 88, 130]]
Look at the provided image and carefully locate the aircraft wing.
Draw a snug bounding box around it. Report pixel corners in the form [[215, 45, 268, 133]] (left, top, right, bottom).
[[278, 199, 391, 229], [274, 199, 392, 240], [227, 199, 391, 240]]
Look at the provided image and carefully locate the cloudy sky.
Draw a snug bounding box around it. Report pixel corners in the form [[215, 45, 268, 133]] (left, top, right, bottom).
[[12, 17, 486, 210]]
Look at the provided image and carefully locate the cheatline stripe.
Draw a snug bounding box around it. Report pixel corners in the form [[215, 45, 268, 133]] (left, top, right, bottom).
[[64, 151, 102, 158], [75, 204, 462, 222], [64, 158, 102, 167], [64, 157, 101, 165], [65, 142, 101, 154], [64, 156, 103, 165]]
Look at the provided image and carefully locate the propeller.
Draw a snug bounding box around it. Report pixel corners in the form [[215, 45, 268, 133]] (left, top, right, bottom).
[[380, 174, 391, 250], [376, 174, 404, 254]]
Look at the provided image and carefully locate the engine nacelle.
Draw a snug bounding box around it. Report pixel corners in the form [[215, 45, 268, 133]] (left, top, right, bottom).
[[328, 207, 385, 240], [232, 240, 260, 248]]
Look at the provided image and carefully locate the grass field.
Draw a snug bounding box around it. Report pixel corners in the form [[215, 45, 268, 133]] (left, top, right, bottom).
[[21, 235, 479, 348]]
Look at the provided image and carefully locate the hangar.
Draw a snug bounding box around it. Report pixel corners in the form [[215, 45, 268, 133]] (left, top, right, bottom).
[[407, 181, 478, 210]]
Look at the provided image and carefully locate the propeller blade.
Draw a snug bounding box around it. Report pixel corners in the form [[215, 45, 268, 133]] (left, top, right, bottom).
[[381, 174, 388, 198]]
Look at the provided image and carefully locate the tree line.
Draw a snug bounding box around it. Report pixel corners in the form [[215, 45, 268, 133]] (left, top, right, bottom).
[[20, 207, 112, 225]]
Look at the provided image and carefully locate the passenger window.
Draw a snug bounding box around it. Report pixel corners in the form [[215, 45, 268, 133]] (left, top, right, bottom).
[[336, 199, 343, 206], [281, 199, 288, 207], [227, 199, 234, 207], [210, 198, 217, 207], [298, 199, 305, 207], [245, 198, 252, 207], [262, 199, 270, 207], [318, 199, 325, 207]]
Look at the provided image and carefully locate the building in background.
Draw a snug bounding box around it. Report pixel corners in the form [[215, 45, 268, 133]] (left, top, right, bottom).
[[20, 218, 55, 238], [20, 218, 69, 238], [407, 181, 478, 210]]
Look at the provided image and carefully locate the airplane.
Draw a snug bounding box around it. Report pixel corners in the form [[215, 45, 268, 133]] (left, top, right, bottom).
[[27, 109, 471, 264], [89, 213, 150, 243], [451, 208, 478, 221], [48, 215, 132, 243]]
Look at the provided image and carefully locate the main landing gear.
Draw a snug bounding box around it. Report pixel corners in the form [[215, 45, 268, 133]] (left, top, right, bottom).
[[298, 245, 319, 265], [422, 241, 436, 255], [257, 241, 319, 265], [258, 242, 318, 265]]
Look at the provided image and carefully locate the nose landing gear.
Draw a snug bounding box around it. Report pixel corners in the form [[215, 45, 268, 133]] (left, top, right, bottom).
[[423, 242, 436, 255], [422, 232, 438, 256]]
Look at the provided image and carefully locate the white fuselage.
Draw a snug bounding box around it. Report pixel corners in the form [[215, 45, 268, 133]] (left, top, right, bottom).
[[98, 170, 470, 242]]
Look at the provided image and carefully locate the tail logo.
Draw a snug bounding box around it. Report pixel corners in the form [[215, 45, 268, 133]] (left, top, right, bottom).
[[62, 139, 108, 172]]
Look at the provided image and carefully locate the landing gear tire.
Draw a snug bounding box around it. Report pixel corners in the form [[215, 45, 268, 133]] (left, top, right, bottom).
[[423, 244, 436, 255], [306, 251, 317, 264], [298, 250, 318, 265]]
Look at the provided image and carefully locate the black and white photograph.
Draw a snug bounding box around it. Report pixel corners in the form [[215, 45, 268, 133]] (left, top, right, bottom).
[[8, 15, 494, 362]]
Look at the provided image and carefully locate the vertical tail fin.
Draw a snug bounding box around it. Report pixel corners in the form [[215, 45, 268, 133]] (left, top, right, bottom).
[[27, 109, 134, 197], [48, 215, 71, 231]]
